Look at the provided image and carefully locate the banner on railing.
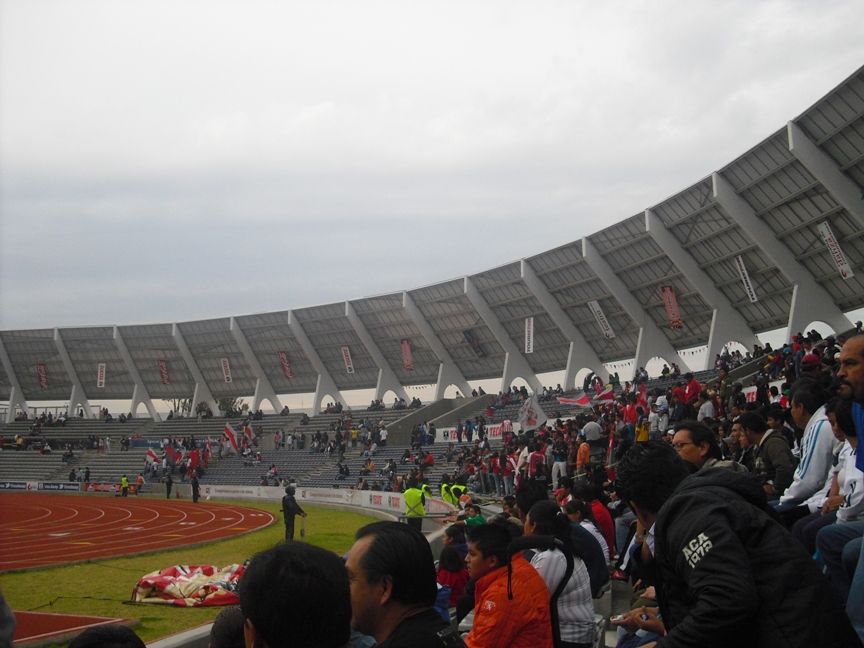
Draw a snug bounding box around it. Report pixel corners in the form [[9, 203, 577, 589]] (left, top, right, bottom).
[[734, 255, 759, 303], [277, 351, 294, 379], [0, 481, 30, 490], [524, 317, 534, 354], [39, 481, 81, 492], [36, 362, 49, 389], [400, 339, 414, 371], [96, 362, 106, 388], [220, 358, 232, 383], [817, 221, 855, 280], [158, 359, 171, 385], [341, 346, 355, 374], [660, 286, 684, 330], [587, 300, 616, 339]]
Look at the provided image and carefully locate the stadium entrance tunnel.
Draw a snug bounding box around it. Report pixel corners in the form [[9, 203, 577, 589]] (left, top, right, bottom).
[[645, 356, 672, 378]]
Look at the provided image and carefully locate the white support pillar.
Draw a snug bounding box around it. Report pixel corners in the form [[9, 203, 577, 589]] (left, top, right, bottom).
[[286, 311, 347, 411], [345, 302, 408, 402], [645, 209, 759, 369], [581, 239, 688, 373], [229, 318, 283, 414], [464, 277, 543, 394], [172, 324, 219, 416], [0, 337, 29, 423], [787, 121, 864, 231], [54, 329, 94, 419], [712, 172, 852, 335], [113, 327, 161, 421], [402, 291, 472, 401], [521, 260, 607, 387]]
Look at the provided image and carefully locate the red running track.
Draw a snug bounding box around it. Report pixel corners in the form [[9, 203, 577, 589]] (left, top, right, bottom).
[[0, 492, 275, 572]]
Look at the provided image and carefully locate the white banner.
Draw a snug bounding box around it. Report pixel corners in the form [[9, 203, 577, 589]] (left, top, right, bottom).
[[734, 255, 759, 303], [341, 346, 355, 374], [817, 221, 855, 280], [587, 300, 616, 339], [96, 362, 106, 388], [524, 317, 534, 354], [220, 358, 232, 383]]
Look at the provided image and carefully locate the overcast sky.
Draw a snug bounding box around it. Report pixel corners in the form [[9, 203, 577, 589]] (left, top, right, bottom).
[[2, 0, 863, 333]]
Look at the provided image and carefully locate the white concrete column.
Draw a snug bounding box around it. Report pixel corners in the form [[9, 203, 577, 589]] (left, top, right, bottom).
[[113, 327, 161, 421], [712, 172, 852, 335], [581, 239, 688, 372], [787, 121, 864, 231], [229, 318, 283, 414], [172, 324, 219, 415], [464, 277, 543, 393], [286, 311, 347, 411], [645, 209, 759, 369], [54, 329, 94, 419], [520, 259, 607, 387], [345, 302, 408, 402], [0, 338, 29, 423], [402, 291, 471, 400]]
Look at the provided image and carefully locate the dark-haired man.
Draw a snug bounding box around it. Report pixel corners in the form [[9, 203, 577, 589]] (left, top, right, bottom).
[[775, 378, 838, 525], [345, 521, 447, 647], [670, 421, 746, 473], [615, 441, 856, 648], [739, 411, 794, 498], [464, 523, 552, 648], [240, 542, 351, 648]]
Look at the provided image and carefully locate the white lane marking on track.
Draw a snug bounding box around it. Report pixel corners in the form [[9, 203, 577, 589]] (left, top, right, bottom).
[[48, 532, 71, 537]]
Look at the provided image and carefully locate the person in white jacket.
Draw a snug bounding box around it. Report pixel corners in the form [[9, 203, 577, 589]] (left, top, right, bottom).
[[775, 378, 840, 528]]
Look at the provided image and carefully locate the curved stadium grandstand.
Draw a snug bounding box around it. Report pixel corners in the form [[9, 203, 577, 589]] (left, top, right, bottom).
[[1, 11, 864, 647]]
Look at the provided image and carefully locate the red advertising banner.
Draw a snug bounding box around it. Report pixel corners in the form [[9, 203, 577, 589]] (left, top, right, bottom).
[[341, 346, 355, 374], [277, 351, 294, 379], [400, 339, 414, 371], [660, 286, 684, 330], [158, 359, 171, 385], [96, 362, 106, 388], [36, 362, 49, 389], [220, 357, 232, 383]]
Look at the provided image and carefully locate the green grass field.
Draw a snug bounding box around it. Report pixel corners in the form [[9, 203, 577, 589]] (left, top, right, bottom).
[[0, 499, 379, 644]]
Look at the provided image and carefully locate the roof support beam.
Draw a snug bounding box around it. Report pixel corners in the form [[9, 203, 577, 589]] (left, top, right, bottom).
[[171, 324, 219, 416], [345, 302, 407, 402], [113, 327, 161, 421], [287, 311, 347, 411], [787, 120, 864, 231], [464, 277, 542, 393], [581, 239, 688, 373], [229, 318, 283, 414], [520, 260, 607, 388], [645, 209, 758, 369], [54, 329, 94, 419], [0, 338, 29, 423], [712, 172, 852, 335], [402, 291, 471, 401]]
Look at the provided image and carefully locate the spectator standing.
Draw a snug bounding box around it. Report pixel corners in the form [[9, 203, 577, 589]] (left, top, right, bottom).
[[281, 486, 307, 540]]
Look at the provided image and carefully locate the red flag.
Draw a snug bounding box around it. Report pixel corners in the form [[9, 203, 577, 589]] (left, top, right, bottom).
[[277, 351, 294, 379], [400, 339, 414, 371], [594, 387, 615, 401], [146, 449, 159, 464], [165, 445, 176, 464], [558, 394, 591, 407], [243, 425, 255, 442], [637, 382, 647, 408], [223, 425, 239, 453]]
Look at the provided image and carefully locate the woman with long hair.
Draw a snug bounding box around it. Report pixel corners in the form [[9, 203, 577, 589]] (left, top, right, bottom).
[[525, 499, 595, 648]]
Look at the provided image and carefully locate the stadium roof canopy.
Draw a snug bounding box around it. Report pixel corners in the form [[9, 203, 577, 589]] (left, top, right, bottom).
[[1, 66, 863, 420]]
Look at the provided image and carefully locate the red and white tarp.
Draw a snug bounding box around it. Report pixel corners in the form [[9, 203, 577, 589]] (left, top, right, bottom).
[[400, 339, 414, 371], [277, 351, 294, 379], [158, 359, 171, 385], [132, 564, 245, 606], [36, 362, 49, 389], [341, 346, 355, 374], [660, 286, 684, 330], [220, 358, 232, 383]]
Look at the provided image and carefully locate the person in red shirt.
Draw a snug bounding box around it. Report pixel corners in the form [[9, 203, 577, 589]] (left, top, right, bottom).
[[437, 545, 469, 607]]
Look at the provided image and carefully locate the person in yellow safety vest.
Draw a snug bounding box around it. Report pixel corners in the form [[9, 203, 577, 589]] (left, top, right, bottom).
[[403, 478, 426, 532], [449, 482, 468, 506], [441, 482, 456, 507], [120, 474, 130, 497]]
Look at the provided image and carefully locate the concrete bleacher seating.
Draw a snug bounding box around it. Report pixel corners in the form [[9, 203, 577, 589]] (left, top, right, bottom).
[[0, 450, 72, 482]]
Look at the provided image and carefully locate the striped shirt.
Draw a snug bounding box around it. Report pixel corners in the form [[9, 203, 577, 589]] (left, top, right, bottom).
[[530, 548, 595, 644]]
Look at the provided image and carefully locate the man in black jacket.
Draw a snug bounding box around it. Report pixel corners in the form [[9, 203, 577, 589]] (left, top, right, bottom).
[[281, 486, 306, 541], [615, 441, 856, 648]]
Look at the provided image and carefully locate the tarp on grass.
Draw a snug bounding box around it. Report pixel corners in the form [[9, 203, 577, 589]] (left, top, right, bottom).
[[132, 564, 245, 606]]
